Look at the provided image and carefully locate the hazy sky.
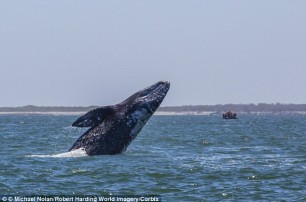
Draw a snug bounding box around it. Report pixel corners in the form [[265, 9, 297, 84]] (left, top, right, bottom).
[[1, 1, 305, 107]]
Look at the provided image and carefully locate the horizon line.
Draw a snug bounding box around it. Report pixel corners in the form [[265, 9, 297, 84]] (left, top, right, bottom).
[[1, 102, 306, 108]]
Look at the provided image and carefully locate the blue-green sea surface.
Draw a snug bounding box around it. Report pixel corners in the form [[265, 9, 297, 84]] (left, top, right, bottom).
[[0, 114, 305, 201]]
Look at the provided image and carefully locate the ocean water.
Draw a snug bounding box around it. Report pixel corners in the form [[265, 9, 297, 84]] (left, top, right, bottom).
[[0, 114, 305, 201]]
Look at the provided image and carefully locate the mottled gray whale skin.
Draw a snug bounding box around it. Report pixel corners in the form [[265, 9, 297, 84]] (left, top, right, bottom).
[[69, 81, 170, 155]]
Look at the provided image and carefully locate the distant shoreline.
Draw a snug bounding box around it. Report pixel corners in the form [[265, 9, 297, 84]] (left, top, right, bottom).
[[1, 111, 306, 116], [1, 104, 306, 115]]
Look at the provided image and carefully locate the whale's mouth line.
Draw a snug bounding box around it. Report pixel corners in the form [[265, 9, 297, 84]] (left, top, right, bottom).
[[140, 81, 170, 101], [152, 81, 170, 94]]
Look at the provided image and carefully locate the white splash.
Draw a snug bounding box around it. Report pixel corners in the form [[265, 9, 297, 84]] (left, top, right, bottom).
[[28, 148, 88, 158]]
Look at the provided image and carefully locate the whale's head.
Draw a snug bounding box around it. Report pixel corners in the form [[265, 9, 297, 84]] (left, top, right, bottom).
[[121, 80, 170, 138], [121, 80, 170, 114]]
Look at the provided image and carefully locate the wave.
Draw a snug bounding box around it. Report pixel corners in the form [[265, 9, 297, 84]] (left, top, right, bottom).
[[27, 148, 88, 158]]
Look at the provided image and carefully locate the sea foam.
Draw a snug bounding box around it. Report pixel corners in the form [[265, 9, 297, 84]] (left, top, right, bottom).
[[28, 148, 88, 158]]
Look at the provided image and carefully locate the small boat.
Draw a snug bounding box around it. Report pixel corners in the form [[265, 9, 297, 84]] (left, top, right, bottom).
[[223, 111, 238, 119]]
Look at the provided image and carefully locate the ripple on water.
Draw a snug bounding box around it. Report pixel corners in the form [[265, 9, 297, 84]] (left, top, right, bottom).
[[0, 114, 306, 201]]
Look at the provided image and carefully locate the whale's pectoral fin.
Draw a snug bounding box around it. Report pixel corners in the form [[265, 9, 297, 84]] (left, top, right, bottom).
[[72, 106, 114, 127]]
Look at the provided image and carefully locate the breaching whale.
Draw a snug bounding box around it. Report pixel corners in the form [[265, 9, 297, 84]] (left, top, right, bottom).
[[69, 80, 170, 155]]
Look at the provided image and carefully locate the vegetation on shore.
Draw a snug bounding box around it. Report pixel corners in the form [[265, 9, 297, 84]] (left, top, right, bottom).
[[1, 103, 306, 113], [160, 103, 306, 113]]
